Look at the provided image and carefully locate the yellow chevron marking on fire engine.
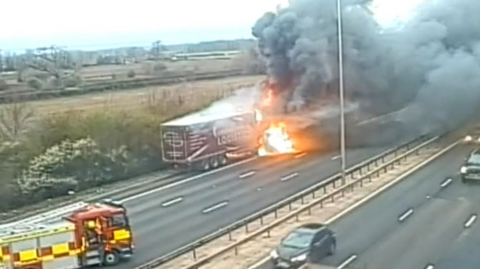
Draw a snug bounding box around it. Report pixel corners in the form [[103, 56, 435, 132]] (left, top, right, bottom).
[[113, 229, 130, 240], [19, 249, 37, 262], [52, 243, 69, 255]]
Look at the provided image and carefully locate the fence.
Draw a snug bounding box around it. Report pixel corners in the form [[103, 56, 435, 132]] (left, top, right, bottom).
[[136, 134, 438, 269]]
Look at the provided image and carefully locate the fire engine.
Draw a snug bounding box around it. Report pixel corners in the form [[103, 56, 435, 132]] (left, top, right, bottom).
[[0, 200, 134, 269]]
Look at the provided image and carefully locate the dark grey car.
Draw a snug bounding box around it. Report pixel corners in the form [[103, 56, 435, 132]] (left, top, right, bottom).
[[461, 149, 480, 183], [270, 223, 336, 269]]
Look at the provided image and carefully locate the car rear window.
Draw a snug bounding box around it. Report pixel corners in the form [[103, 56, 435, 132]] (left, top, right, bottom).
[[282, 230, 315, 248]]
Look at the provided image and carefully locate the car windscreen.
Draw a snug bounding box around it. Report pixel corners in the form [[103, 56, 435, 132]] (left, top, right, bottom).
[[281, 230, 315, 249], [467, 154, 480, 165]]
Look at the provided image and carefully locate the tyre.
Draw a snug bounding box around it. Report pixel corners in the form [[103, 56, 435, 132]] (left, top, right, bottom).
[[219, 155, 228, 166], [201, 160, 210, 171], [103, 251, 120, 266], [210, 156, 219, 169], [462, 176, 468, 184]]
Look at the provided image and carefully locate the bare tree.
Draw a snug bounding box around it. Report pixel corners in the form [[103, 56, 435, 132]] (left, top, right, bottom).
[[27, 46, 76, 82], [0, 96, 34, 142], [150, 40, 166, 60]]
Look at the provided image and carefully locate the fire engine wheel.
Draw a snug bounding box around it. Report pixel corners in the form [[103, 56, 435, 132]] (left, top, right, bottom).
[[103, 251, 120, 266]]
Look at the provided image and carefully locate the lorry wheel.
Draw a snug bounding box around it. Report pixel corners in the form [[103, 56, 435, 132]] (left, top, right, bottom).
[[202, 160, 210, 171], [219, 156, 228, 166], [103, 251, 120, 266], [211, 157, 219, 169]]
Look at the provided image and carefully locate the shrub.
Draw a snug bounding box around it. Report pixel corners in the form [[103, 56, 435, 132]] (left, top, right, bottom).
[[127, 70, 136, 78], [46, 77, 62, 89], [17, 138, 128, 199], [27, 78, 44, 90], [64, 75, 83, 88]]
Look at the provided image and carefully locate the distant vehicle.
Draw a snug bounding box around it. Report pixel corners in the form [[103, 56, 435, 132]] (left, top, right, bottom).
[[463, 126, 480, 144], [0, 200, 134, 269], [269, 223, 336, 269], [460, 148, 480, 183], [160, 110, 260, 171]]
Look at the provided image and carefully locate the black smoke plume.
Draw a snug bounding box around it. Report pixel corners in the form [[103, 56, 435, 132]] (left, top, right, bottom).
[[252, 0, 480, 135]]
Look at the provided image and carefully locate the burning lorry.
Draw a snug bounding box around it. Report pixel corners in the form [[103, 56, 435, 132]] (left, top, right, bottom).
[[0, 200, 134, 269], [160, 109, 297, 171], [161, 110, 260, 171]]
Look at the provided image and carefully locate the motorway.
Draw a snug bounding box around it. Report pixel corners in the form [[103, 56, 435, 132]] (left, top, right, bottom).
[[117, 135, 413, 269], [254, 143, 480, 269]]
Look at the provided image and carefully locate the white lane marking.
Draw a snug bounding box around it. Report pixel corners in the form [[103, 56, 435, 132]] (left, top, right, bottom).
[[202, 201, 229, 214], [440, 178, 453, 188], [120, 157, 257, 202], [250, 137, 458, 269], [425, 265, 435, 269], [331, 155, 341, 160], [337, 255, 358, 269], [326, 137, 457, 226], [281, 172, 299, 182], [239, 171, 256, 179], [161, 197, 183, 207], [464, 214, 477, 228], [399, 208, 414, 222], [294, 152, 307, 158]]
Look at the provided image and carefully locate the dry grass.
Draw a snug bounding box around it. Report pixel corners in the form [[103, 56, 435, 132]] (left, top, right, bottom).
[[3, 75, 264, 118]]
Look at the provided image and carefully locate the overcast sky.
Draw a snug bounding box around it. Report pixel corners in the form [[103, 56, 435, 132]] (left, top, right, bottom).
[[0, 0, 423, 51]]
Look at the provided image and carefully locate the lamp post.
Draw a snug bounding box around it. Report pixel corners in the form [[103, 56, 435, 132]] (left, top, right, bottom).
[[336, 0, 347, 185]]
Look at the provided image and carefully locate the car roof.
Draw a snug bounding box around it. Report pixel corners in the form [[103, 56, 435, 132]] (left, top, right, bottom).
[[292, 223, 327, 234]]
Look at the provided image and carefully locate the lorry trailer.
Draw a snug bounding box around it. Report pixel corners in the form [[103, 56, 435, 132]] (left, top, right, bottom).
[[0, 200, 134, 269], [161, 110, 260, 171]]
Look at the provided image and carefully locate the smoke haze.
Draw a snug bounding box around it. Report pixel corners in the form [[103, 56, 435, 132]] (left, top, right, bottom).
[[252, 0, 480, 134]]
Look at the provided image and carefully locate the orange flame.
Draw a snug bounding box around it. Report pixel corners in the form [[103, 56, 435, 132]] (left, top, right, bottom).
[[258, 121, 297, 156], [262, 89, 273, 107], [256, 84, 297, 156]]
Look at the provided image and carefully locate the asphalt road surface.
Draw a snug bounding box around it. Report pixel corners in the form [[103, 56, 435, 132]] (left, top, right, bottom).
[[117, 140, 412, 269], [255, 143, 479, 269]]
